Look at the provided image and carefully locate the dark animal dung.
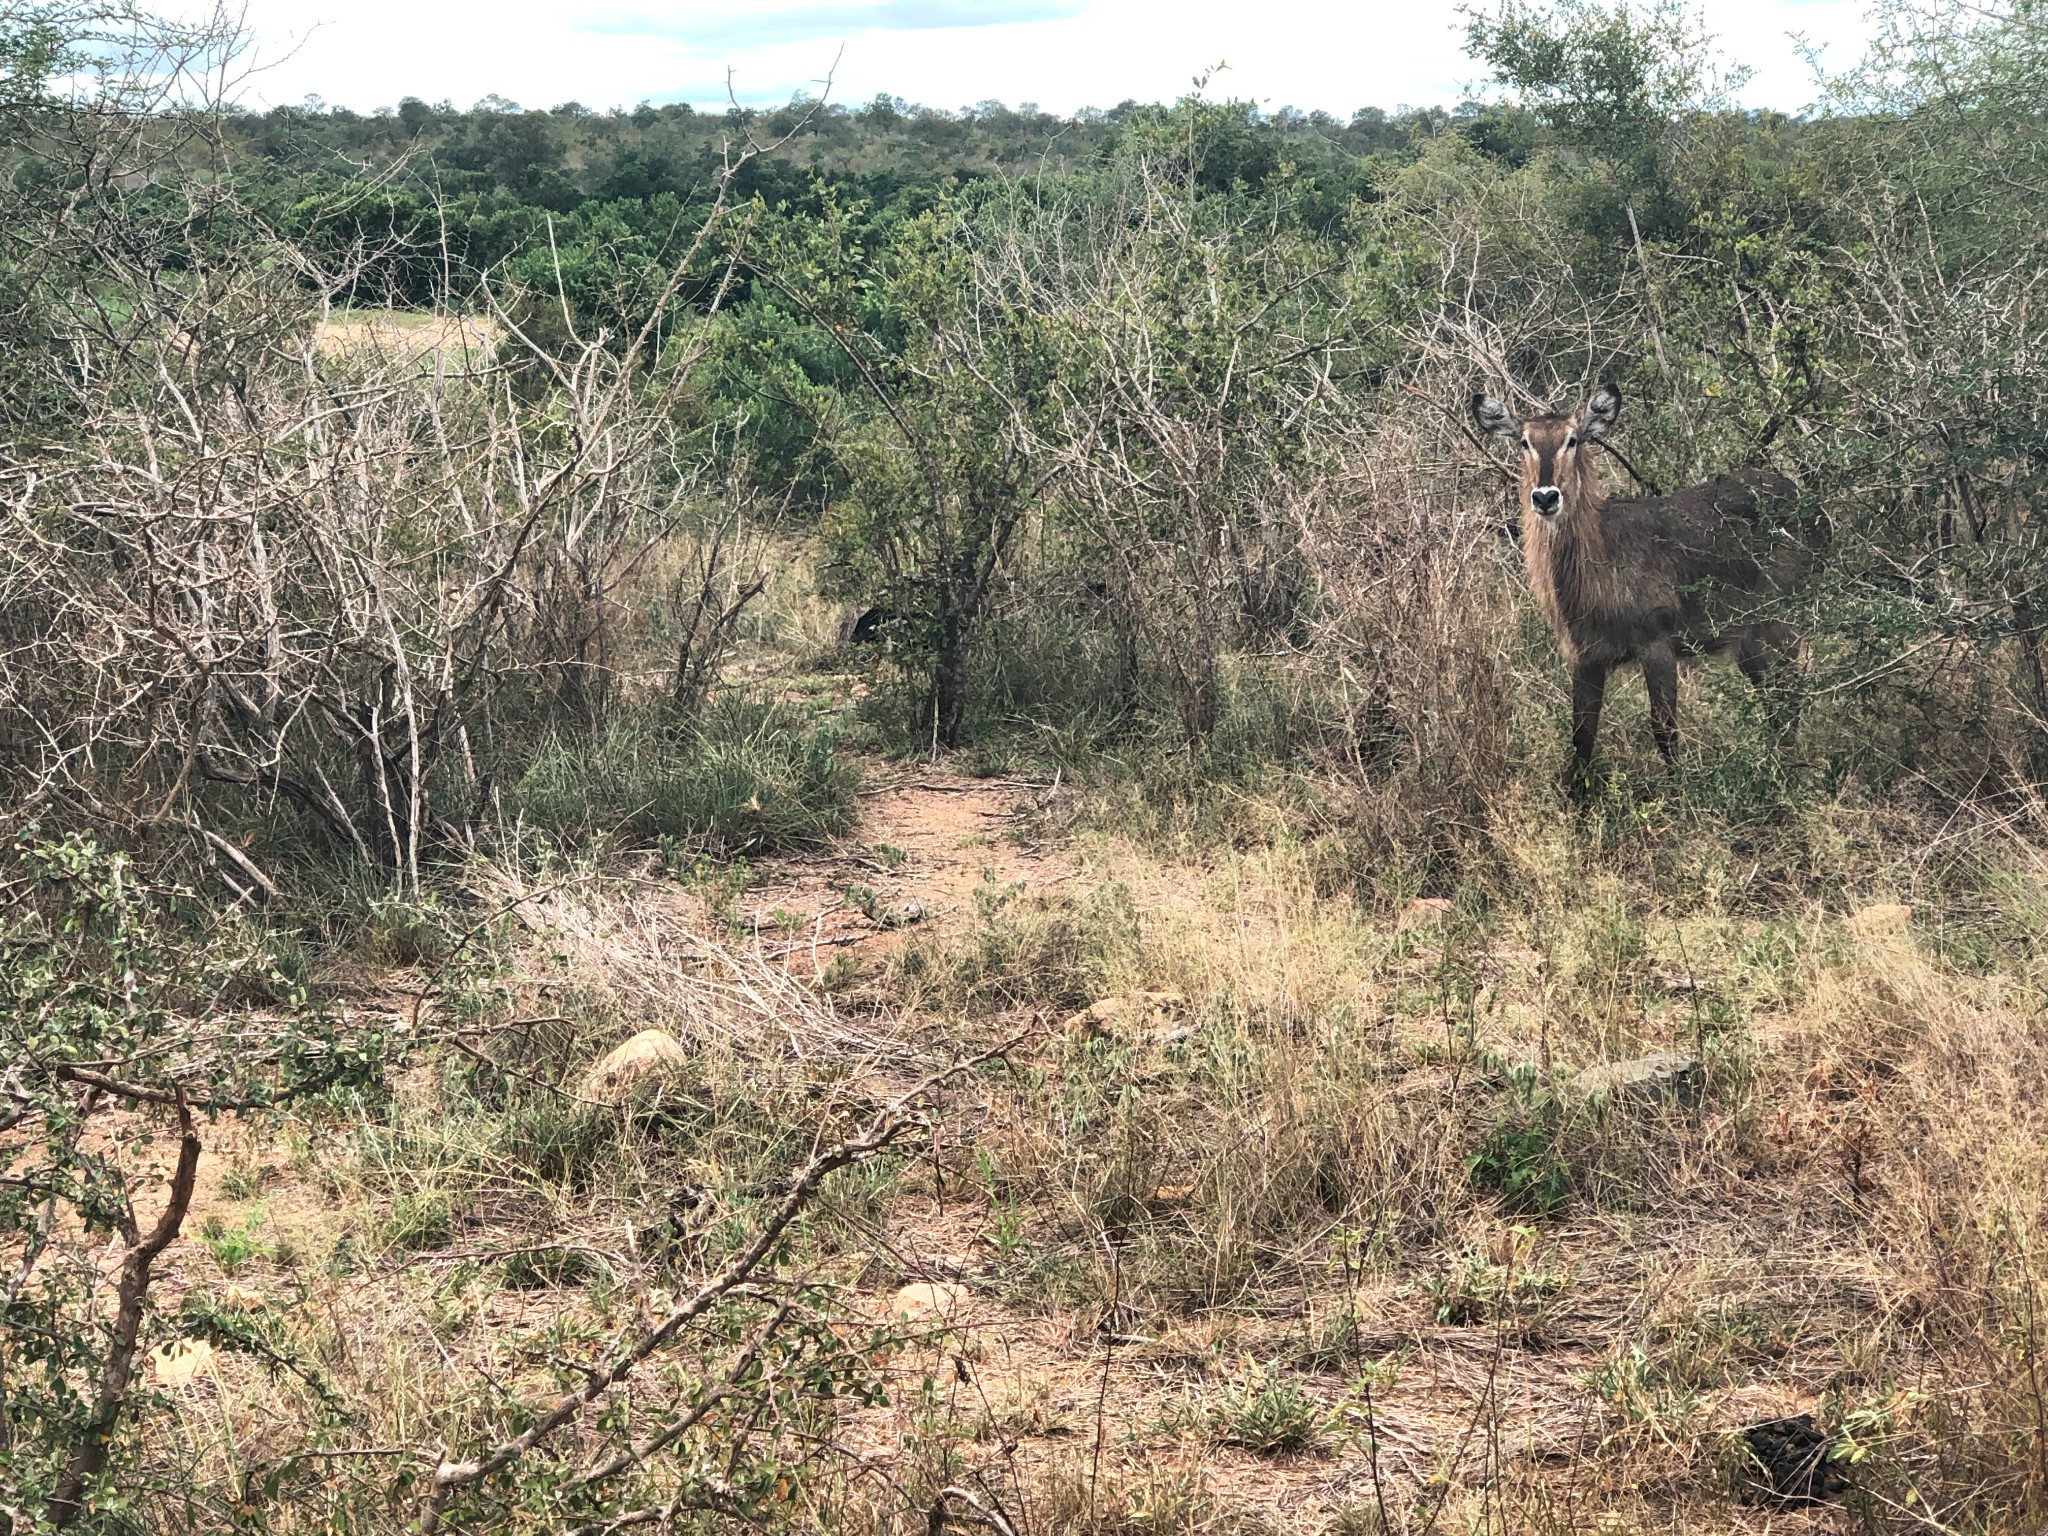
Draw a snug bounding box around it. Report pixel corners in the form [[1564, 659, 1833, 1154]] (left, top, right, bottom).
[[1739, 1413, 1847, 1506]]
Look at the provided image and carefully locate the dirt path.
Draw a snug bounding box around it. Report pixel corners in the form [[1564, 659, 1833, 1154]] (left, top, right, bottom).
[[736, 765, 1080, 973], [711, 770, 1840, 1529]]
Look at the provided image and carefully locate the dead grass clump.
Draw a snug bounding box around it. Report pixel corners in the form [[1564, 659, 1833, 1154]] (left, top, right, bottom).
[[1842, 987, 2048, 1522], [986, 1041, 1472, 1312], [963, 845, 1503, 1314], [887, 875, 1145, 1018]]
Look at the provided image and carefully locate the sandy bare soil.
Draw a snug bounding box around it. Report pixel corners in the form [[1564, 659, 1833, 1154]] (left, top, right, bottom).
[[732, 768, 1079, 976]]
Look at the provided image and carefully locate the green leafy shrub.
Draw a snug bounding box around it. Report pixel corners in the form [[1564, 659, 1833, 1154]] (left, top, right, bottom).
[[1466, 1120, 1572, 1216], [1426, 1242, 1564, 1328], [1211, 1364, 1325, 1453], [201, 1207, 273, 1275], [0, 831, 385, 1518], [1465, 1069, 1573, 1217], [378, 1190, 455, 1252]]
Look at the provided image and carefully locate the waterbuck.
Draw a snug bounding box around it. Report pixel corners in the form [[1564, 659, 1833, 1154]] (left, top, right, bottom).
[[1470, 383, 1817, 787]]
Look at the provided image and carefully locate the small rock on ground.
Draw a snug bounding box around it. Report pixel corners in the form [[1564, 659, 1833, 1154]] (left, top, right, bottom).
[[580, 1029, 691, 1102], [1569, 1051, 1703, 1106]]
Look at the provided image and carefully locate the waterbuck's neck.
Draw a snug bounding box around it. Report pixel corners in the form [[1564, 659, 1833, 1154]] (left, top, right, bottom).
[[1519, 434, 1613, 660]]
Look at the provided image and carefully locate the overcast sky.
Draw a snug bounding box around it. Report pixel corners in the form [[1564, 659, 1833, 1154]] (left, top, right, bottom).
[[223, 0, 1877, 118]]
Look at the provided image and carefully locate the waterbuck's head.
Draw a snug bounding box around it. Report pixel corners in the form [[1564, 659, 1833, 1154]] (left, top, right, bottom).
[[1470, 384, 1622, 525]]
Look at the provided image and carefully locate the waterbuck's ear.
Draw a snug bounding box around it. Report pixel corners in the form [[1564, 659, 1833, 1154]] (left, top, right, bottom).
[[1470, 394, 1519, 440], [1578, 383, 1622, 440]]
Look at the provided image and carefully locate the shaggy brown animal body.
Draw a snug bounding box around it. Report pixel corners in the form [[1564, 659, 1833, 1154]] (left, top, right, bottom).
[[1471, 384, 1817, 784]]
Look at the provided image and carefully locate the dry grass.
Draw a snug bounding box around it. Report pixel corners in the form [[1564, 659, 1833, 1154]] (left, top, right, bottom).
[[313, 307, 501, 359]]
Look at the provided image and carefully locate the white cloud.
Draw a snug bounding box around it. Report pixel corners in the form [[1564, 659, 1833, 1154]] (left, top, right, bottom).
[[221, 0, 1875, 116]]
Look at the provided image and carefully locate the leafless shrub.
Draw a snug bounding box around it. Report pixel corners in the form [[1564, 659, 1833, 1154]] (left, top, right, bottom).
[[664, 502, 773, 712], [967, 157, 1350, 742], [0, 33, 786, 896], [1297, 391, 1526, 880]]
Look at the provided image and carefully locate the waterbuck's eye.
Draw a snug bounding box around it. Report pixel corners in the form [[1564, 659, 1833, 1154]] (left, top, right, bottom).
[[1564, 434, 1578, 450], [1520, 437, 1533, 452]]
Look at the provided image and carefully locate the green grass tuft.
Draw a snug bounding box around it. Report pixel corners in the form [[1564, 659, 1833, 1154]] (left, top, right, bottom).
[[514, 696, 860, 855]]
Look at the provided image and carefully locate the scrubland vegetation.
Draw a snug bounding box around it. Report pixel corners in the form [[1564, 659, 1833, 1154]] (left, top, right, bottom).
[[9, 0, 2048, 1530]]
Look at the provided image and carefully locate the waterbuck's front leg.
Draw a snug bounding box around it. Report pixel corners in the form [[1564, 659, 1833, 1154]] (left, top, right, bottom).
[[1565, 659, 1610, 795], [1643, 646, 1680, 763], [1736, 621, 1803, 742]]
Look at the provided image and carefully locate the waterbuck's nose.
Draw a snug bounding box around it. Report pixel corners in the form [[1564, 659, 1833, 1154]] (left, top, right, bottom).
[[1530, 486, 1562, 516]]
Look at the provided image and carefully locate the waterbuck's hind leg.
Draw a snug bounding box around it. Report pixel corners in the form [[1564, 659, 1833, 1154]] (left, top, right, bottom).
[[1564, 660, 1611, 797], [1643, 646, 1680, 764], [1737, 621, 1803, 742]]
